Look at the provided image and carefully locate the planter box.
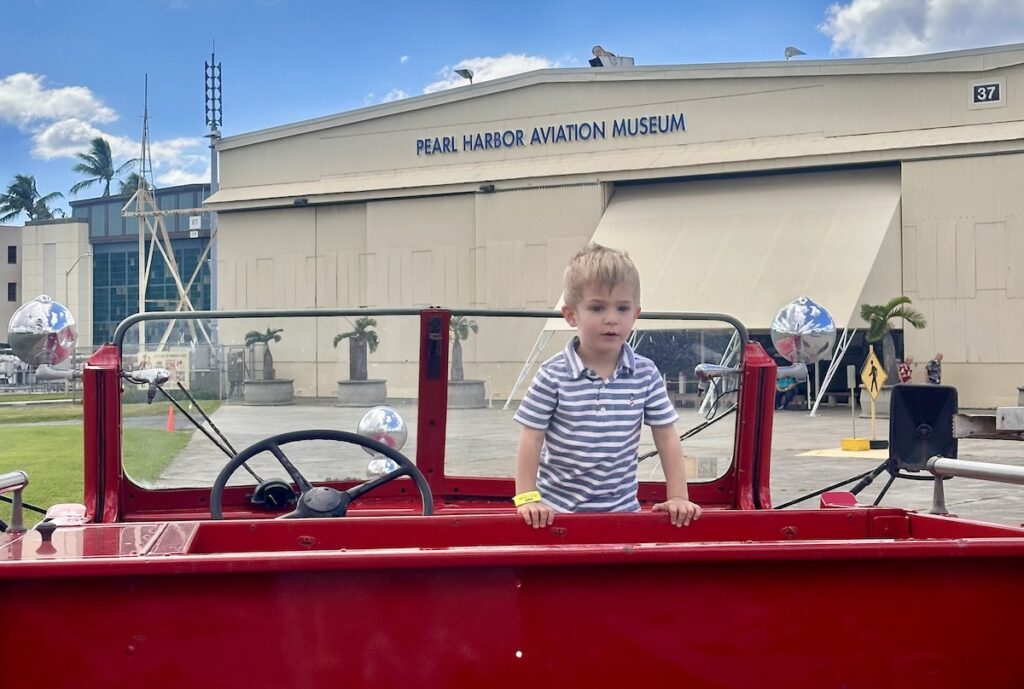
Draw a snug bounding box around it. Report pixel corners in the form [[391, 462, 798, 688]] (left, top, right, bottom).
[[337, 379, 387, 407], [448, 380, 486, 409], [244, 379, 294, 406]]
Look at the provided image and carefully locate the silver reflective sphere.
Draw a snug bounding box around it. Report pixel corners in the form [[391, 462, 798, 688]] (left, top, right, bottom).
[[366, 456, 399, 477], [770, 297, 836, 364], [7, 295, 78, 366], [356, 406, 408, 457]]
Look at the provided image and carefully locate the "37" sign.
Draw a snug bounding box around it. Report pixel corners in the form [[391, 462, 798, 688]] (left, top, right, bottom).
[[971, 82, 1002, 105]]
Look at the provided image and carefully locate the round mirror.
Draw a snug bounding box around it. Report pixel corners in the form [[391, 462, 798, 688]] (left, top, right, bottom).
[[7, 295, 78, 366], [356, 406, 408, 477], [770, 297, 835, 364]]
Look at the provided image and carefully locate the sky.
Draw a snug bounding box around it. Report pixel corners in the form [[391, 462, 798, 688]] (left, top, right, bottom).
[[3, 0, 1024, 219]]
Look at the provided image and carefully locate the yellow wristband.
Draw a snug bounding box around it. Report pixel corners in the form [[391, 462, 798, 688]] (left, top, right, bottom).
[[513, 491, 542, 507]]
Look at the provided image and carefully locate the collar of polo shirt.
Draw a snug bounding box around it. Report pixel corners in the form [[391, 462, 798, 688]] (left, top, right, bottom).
[[563, 336, 637, 380]]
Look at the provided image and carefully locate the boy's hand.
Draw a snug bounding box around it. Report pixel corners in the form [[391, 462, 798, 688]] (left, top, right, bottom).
[[518, 502, 555, 528], [653, 497, 702, 527]]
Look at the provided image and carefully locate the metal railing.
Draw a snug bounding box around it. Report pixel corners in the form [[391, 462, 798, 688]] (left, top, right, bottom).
[[926, 457, 1024, 515], [0, 470, 29, 533]]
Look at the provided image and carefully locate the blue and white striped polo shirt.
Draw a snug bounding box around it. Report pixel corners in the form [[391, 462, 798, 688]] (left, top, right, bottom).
[[514, 337, 679, 513]]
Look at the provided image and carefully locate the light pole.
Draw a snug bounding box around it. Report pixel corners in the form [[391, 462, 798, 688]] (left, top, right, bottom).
[[65, 252, 93, 307], [64, 252, 91, 402]]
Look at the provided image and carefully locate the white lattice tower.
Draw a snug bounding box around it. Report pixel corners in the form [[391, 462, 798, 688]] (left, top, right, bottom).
[[121, 76, 213, 352]]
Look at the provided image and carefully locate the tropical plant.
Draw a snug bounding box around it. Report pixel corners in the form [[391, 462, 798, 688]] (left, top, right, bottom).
[[119, 172, 147, 197], [244, 327, 284, 380], [0, 174, 64, 222], [70, 137, 136, 197], [449, 316, 478, 382], [859, 297, 926, 383], [333, 317, 379, 381], [32, 199, 56, 219]]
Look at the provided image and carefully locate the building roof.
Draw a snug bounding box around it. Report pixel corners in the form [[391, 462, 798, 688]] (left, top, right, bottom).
[[69, 183, 210, 209], [219, 43, 1024, 152]]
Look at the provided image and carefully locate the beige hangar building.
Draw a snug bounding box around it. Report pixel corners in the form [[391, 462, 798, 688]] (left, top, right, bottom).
[[206, 44, 1024, 408]]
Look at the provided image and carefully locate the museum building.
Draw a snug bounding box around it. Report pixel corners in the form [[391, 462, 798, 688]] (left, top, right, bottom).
[[197, 44, 1024, 407]]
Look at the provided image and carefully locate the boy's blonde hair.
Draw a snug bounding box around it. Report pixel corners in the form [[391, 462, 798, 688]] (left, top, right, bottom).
[[563, 242, 641, 307]]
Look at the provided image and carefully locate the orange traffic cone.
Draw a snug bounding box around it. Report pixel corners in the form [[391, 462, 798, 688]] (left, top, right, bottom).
[[166, 406, 175, 433]]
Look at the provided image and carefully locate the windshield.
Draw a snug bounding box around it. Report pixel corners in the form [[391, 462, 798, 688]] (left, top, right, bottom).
[[118, 310, 741, 492]]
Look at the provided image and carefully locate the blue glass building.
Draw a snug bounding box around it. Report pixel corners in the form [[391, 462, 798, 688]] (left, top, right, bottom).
[[70, 184, 212, 345]]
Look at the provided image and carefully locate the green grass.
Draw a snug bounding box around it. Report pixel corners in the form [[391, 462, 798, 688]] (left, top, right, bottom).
[[0, 426, 197, 528], [0, 392, 74, 402], [0, 400, 221, 425], [0, 404, 89, 424], [123, 429, 194, 484], [0, 426, 83, 528]]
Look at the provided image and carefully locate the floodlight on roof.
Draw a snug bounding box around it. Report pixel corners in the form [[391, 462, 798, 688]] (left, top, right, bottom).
[[455, 69, 474, 84], [784, 46, 806, 60]]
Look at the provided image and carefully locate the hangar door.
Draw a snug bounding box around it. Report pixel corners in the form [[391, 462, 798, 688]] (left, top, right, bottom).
[[584, 166, 902, 330], [511, 167, 903, 406]]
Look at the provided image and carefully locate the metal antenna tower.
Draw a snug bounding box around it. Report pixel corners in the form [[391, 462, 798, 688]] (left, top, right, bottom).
[[122, 75, 212, 353], [205, 46, 222, 131], [205, 45, 222, 312]]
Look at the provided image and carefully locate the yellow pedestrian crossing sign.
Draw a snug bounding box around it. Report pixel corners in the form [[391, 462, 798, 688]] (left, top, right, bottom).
[[861, 346, 887, 400]]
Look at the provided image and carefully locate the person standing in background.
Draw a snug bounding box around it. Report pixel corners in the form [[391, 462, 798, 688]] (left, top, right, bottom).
[[898, 356, 913, 384], [926, 353, 943, 384]]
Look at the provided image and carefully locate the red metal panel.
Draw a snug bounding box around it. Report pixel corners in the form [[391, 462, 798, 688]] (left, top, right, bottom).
[[6, 511, 1024, 574], [416, 309, 450, 498], [733, 342, 776, 510], [2, 543, 1023, 688], [83, 345, 123, 524]]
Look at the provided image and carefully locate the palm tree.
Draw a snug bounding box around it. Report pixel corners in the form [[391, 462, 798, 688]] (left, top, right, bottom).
[[334, 317, 379, 381], [860, 297, 926, 383], [70, 137, 136, 197], [244, 327, 284, 380], [0, 174, 64, 222], [32, 199, 57, 219], [449, 316, 478, 382], [119, 172, 147, 198]]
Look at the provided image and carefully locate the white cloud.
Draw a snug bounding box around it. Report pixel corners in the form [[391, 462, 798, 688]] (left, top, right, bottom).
[[380, 88, 408, 103], [148, 137, 206, 167], [364, 88, 410, 105], [0, 71, 209, 192], [400, 55, 409, 64], [0, 73, 116, 128], [422, 54, 561, 93], [821, 0, 1024, 57], [32, 119, 107, 159], [156, 165, 211, 187], [31, 120, 138, 161]]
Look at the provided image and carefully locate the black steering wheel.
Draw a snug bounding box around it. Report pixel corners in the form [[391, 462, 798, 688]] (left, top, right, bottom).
[[210, 429, 433, 519]]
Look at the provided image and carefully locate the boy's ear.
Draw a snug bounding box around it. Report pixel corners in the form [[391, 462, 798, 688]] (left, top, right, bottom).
[[561, 304, 576, 327]]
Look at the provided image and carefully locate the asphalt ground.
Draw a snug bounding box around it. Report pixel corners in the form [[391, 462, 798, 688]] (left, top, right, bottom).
[[151, 399, 1024, 528]]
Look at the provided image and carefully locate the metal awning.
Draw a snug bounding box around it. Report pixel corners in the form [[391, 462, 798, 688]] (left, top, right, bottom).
[[547, 166, 902, 331]]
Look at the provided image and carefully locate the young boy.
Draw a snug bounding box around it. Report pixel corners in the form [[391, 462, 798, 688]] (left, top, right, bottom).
[[513, 243, 702, 529]]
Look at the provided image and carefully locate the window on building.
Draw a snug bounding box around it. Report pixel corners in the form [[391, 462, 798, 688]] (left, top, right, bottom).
[[7, 246, 15, 264], [7, 282, 16, 302], [107, 201, 123, 237]]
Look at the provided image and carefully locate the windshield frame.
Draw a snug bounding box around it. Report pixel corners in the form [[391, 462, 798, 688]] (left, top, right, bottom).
[[97, 307, 756, 522]]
